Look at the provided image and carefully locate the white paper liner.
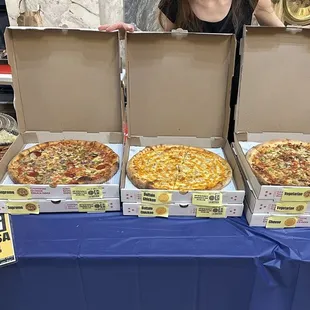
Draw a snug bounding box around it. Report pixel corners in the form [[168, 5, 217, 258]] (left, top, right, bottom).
[[2, 143, 123, 185], [125, 146, 237, 191], [239, 142, 260, 155]]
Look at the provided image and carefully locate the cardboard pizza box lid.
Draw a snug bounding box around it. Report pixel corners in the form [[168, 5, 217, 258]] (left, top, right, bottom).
[[235, 26, 310, 135], [5, 27, 122, 134], [126, 31, 236, 139]]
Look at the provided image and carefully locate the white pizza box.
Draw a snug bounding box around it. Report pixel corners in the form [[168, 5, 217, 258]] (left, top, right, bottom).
[[0, 27, 124, 200], [121, 31, 245, 204], [232, 142, 310, 216], [123, 202, 244, 217], [234, 26, 310, 201], [0, 198, 120, 214], [244, 163, 310, 215], [245, 203, 310, 228]]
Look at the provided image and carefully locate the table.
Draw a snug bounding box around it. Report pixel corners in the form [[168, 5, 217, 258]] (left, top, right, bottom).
[[1, 213, 310, 310]]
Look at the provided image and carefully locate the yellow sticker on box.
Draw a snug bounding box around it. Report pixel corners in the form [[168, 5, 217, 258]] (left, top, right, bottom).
[[196, 206, 227, 218], [6, 201, 39, 215], [275, 202, 307, 214], [141, 191, 172, 204], [0, 214, 16, 267], [78, 201, 107, 213], [0, 186, 31, 200], [71, 186, 103, 200], [138, 205, 169, 218], [281, 188, 310, 202], [266, 216, 298, 229], [192, 192, 223, 206]]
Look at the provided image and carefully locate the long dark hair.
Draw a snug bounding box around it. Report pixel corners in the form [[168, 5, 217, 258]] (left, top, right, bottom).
[[158, 0, 256, 34]]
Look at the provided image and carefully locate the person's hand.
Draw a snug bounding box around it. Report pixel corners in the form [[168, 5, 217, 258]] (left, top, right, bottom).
[[98, 22, 134, 39]]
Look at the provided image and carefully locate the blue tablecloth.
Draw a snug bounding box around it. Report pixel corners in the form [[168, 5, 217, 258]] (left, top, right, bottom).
[[1, 213, 310, 310]]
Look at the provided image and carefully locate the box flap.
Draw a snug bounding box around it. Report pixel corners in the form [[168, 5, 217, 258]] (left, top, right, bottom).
[[126, 32, 236, 138], [236, 26, 310, 134], [5, 27, 122, 133]]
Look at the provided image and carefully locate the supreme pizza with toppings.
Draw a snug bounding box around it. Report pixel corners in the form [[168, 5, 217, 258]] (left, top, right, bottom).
[[246, 139, 310, 186], [127, 145, 232, 191], [8, 140, 119, 185]]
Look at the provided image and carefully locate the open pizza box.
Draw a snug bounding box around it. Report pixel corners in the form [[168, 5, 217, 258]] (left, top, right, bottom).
[[0, 27, 124, 203], [234, 26, 310, 202], [121, 31, 245, 205]]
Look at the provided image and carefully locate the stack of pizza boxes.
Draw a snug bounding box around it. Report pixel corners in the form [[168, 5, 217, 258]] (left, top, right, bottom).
[[0, 27, 124, 214], [121, 30, 246, 218], [234, 26, 310, 228]]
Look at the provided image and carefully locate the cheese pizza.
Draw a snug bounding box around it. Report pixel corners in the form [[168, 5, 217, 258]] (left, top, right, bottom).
[[246, 139, 310, 186], [127, 145, 232, 191], [8, 140, 119, 185]]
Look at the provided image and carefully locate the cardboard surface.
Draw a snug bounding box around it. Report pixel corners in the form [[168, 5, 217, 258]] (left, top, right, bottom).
[[123, 202, 244, 217], [0, 198, 120, 213], [236, 26, 310, 134], [5, 27, 122, 134], [126, 32, 236, 139]]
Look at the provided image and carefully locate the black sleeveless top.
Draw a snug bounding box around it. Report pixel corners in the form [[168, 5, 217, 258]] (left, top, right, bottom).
[[158, 0, 255, 40]]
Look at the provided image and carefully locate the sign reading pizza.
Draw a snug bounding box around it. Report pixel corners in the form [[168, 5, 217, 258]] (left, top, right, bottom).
[[0, 213, 16, 267]]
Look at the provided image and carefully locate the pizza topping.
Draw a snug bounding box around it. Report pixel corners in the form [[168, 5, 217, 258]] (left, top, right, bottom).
[[127, 145, 232, 190], [247, 140, 310, 186], [8, 140, 119, 185]]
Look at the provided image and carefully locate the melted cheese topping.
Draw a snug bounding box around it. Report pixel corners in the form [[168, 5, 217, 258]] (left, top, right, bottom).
[[13, 141, 118, 185], [129, 145, 231, 190], [250, 141, 310, 186]]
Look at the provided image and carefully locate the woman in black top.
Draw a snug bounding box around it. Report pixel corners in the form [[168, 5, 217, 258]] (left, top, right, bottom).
[[99, 0, 284, 140]]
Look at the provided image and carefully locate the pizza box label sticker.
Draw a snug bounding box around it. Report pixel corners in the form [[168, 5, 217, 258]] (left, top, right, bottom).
[[281, 188, 310, 202], [196, 206, 227, 218], [71, 186, 103, 200], [275, 202, 307, 214], [138, 204, 169, 218], [0, 186, 31, 200], [0, 214, 16, 267], [78, 201, 107, 213], [192, 192, 223, 206], [266, 216, 298, 229], [141, 191, 172, 204], [6, 201, 39, 215]]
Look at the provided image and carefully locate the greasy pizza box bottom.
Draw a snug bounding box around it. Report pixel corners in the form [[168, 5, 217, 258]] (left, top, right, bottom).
[[0, 132, 123, 199], [0, 198, 120, 213], [123, 202, 244, 217], [234, 134, 310, 200], [245, 204, 310, 227], [121, 144, 245, 204]]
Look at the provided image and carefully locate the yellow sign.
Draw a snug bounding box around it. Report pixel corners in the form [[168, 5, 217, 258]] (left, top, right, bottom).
[[0, 214, 16, 267], [266, 216, 298, 229], [78, 201, 107, 213], [0, 186, 31, 200], [275, 202, 307, 214], [141, 191, 172, 204], [71, 186, 103, 200], [196, 206, 227, 218], [6, 201, 39, 215], [192, 192, 223, 206], [138, 205, 169, 218], [281, 188, 310, 202]]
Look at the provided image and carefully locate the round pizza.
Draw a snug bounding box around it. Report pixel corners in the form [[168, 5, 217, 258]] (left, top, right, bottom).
[[8, 140, 119, 185], [127, 145, 232, 191], [246, 139, 310, 186]]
